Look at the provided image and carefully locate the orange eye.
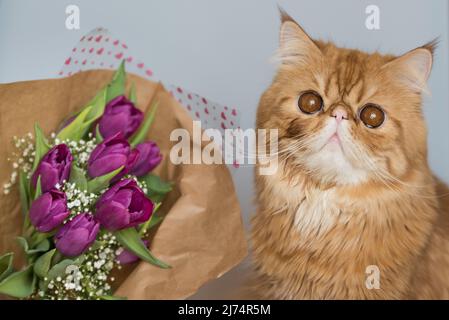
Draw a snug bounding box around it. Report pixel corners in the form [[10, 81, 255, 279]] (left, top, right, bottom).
[[359, 104, 385, 128], [298, 91, 323, 114]]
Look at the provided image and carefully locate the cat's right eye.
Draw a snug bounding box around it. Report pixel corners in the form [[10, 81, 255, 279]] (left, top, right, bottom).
[[297, 91, 323, 114]]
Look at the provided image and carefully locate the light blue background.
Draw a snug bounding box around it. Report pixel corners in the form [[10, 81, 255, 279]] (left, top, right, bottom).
[[1, 0, 448, 299]]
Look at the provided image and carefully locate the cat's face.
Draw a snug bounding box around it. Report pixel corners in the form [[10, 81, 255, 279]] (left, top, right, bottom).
[[257, 14, 434, 186]]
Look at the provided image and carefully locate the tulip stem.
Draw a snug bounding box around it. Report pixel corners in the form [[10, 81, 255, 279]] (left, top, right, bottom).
[[30, 231, 54, 248], [23, 220, 33, 239]]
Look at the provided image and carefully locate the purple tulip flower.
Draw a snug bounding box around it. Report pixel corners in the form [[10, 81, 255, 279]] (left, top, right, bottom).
[[87, 133, 139, 179], [95, 179, 154, 231], [98, 95, 143, 139], [32, 144, 73, 193], [55, 213, 99, 257], [29, 189, 70, 233], [130, 142, 163, 177]]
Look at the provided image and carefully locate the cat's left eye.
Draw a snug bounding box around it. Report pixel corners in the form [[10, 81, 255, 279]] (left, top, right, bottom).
[[359, 104, 385, 128]]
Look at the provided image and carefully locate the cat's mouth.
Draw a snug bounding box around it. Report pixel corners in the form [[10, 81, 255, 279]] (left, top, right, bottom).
[[328, 132, 341, 144], [323, 130, 345, 152], [319, 129, 354, 162], [306, 129, 369, 185]]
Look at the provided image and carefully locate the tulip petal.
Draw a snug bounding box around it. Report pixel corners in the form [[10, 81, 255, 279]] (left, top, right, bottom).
[[30, 190, 69, 233], [56, 228, 89, 257], [55, 213, 99, 257], [36, 162, 59, 193], [95, 179, 137, 209], [29, 193, 52, 228], [128, 194, 153, 227], [87, 222, 100, 243], [39, 210, 70, 233], [99, 113, 130, 139], [98, 95, 143, 139], [113, 189, 133, 208], [130, 142, 162, 176], [95, 201, 130, 231], [94, 179, 152, 230], [103, 142, 129, 155], [32, 144, 73, 192], [88, 142, 105, 164], [87, 154, 127, 178]]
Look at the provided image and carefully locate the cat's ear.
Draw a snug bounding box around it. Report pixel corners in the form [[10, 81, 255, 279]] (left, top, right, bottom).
[[277, 8, 322, 65], [381, 41, 436, 93]]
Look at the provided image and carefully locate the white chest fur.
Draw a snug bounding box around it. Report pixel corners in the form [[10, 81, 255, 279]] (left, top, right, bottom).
[[294, 187, 343, 237], [263, 171, 347, 237]]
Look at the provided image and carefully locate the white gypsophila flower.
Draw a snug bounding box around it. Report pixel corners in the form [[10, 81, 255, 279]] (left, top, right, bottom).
[[3, 133, 35, 195], [41, 232, 120, 300], [62, 182, 99, 218]]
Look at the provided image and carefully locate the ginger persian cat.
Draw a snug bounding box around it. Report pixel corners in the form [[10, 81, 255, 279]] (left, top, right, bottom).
[[251, 11, 449, 299]]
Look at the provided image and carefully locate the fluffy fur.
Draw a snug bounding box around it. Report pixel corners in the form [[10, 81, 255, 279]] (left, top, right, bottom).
[[251, 11, 449, 299]]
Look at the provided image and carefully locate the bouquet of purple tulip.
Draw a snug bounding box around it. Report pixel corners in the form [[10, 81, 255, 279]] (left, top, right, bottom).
[[0, 62, 172, 300]]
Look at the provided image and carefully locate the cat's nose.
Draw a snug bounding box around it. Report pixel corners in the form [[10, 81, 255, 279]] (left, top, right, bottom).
[[331, 106, 349, 123]]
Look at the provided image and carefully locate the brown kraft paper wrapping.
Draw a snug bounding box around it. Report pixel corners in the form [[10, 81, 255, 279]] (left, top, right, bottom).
[[0, 70, 247, 300]]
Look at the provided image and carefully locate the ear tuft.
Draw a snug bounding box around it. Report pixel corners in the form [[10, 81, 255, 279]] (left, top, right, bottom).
[[421, 38, 438, 57], [278, 5, 295, 24]]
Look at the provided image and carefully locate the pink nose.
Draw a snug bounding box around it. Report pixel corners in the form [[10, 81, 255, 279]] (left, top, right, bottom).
[[331, 107, 348, 123]]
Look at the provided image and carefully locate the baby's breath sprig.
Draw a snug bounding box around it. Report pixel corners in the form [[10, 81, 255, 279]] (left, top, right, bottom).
[[2, 133, 35, 195], [38, 232, 121, 300], [61, 182, 98, 219]]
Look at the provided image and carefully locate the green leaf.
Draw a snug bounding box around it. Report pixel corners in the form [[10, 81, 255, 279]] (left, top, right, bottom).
[[39, 257, 83, 292], [84, 87, 107, 125], [20, 171, 32, 233], [88, 241, 103, 252], [144, 174, 172, 194], [16, 236, 30, 253], [99, 295, 127, 300], [141, 174, 172, 202], [148, 193, 166, 203], [106, 60, 126, 102], [69, 164, 88, 191], [33, 238, 50, 253], [33, 175, 42, 200], [56, 87, 107, 143], [32, 123, 50, 172], [17, 237, 50, 256], [95, 125, 104, 144], [0, 265, 36, 298], [138, 202, 162, 236], [34, 249, 56, 279], [87, 166, 124, 194], [130, 101, 158, 147], [56, 105, 93, 141], [129, 82, 137, 104], [148, 215, 163, 229], [19, 171, 31, 217], [46, 256, 84, 281], [115, 227, 170, 269], [30, 234, 52, 250], [0, 253, 14, 282]]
